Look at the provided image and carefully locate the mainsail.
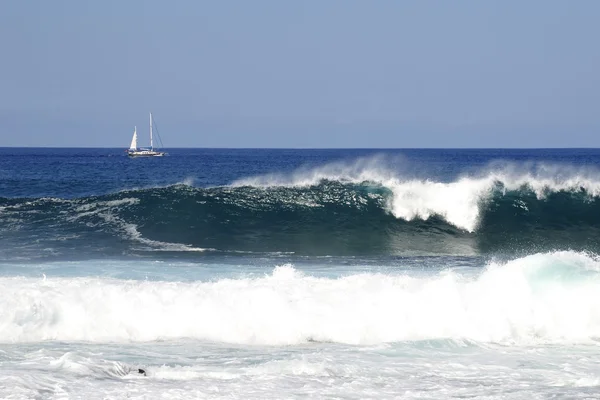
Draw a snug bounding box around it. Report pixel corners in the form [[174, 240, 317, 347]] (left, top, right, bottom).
[[129, 126, 138, 150]]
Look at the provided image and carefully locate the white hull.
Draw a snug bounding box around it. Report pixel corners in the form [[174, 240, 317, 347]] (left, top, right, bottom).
[[127, 150, 165, 157]]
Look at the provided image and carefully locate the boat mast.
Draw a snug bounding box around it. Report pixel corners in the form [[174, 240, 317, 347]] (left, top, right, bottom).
[[149, 112, 153, 150]]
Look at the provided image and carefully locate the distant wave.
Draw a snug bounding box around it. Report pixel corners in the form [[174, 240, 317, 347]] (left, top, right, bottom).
[[2, 160, 600, 257], [3, 251, 600, 345]]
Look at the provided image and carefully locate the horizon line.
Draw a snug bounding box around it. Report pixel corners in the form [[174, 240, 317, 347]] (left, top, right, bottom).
[[1, 146, 600, 150]]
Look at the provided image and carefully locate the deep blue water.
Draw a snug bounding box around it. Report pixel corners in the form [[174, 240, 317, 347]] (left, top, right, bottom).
[[2, 147, 600, 198], [2, 147, 600, 261]]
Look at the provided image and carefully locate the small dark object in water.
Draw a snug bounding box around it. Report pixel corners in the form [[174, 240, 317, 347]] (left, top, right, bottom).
[[138, 368, 146, 376]]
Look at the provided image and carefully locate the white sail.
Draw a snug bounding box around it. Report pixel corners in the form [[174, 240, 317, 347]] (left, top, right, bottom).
[[129, 126, 138, 150]]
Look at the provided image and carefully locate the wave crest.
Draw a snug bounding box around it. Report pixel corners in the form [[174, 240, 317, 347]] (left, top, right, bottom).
[[234, 157, 600, 232], [3, 159, 600, 257]]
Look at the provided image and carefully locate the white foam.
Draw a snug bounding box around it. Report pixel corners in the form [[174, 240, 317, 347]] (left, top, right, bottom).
[[69, 197, 208, 252], [73, 198, 139, 213], [232, 156, 600, 231], [121, 220, 209, 252], [2, 252, 600, 345]]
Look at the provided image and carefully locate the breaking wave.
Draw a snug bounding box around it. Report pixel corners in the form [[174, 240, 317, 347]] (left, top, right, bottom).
[[2, 160, 600, 257]]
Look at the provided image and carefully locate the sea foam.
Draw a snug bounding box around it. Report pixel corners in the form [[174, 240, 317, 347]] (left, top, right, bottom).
[[2, 251, 600, 345]]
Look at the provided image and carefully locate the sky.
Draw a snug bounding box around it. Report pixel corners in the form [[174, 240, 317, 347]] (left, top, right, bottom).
[[1, 1, 599, 148]]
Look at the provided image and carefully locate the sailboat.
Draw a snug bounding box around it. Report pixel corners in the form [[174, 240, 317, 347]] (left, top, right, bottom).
[[127, 112, 166, 157]]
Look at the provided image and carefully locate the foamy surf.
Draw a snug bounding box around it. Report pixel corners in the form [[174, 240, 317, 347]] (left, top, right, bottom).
[[5, 148, 600, 399], [2, 251, 600, 345]]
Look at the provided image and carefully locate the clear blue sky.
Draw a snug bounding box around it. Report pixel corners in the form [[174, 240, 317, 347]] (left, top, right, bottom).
[[1, 1, 599, 148]]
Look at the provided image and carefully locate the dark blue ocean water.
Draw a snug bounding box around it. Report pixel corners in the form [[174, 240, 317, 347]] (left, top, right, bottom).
[[2, 147, 600, 261], [2, 148, 599, 198], [4, 148, 600, 399]]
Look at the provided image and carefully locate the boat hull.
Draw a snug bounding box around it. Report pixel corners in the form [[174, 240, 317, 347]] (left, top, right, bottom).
[[127, 151, 165, 157]]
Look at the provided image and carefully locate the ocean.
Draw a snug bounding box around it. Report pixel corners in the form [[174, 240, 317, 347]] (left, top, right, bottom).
[[1, 147, 600, 399]]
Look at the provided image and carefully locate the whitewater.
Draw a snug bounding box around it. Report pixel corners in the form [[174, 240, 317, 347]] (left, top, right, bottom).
[[233, 156, 600, 232], [2, 251, 600, 399], [3, 251, 600, 345], [2, 148, 600, 399]]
